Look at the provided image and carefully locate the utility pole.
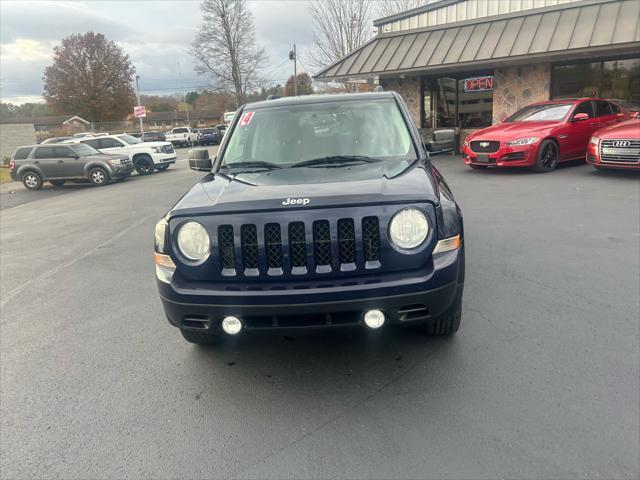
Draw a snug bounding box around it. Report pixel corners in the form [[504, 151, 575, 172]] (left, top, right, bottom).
[[289, 44, 297, 96], [135, 75, 144, 135], [177, 60, 191, 127]]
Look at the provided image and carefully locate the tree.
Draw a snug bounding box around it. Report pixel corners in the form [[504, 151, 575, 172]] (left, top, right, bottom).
[[285, 73, 313, 96], [375, 0, 427, 18], [185, 91, 201, 105], [43, 32, 136, 122], [308, 0, 375, 70], [191, 0, 267, 108]]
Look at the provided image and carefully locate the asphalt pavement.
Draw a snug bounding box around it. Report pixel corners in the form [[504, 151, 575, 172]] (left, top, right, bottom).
[[1, 149, 638, 479]]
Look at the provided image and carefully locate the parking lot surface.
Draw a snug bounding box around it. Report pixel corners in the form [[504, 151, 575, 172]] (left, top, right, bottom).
[[1, 149, 638, 479]]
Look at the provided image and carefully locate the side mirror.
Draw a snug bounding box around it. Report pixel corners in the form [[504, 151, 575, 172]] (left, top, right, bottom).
[[572, 113, 590, 122], [188, 148, 212, 171]]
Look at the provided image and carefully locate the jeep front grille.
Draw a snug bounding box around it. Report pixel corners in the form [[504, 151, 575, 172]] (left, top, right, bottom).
[[213, 217, 381, 277]]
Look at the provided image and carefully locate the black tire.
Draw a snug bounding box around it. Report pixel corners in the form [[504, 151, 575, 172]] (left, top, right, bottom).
[[135, 155, 154, 175], [532, 139, 559, 172], [180, 329, 220, 345], [155, 164, 170, 171], [469, 164, 487, 170], [50, 180, 66, 187], [89, 167, 109, 186], [22, 171, 43, 190], [422, 293, 462, 336]]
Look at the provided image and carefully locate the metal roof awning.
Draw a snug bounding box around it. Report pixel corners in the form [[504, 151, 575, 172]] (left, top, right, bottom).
[[314, 0, 640, 81]]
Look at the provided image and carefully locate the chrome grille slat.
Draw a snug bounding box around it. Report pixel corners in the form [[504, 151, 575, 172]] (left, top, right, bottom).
[[600, 139, 640, 164]]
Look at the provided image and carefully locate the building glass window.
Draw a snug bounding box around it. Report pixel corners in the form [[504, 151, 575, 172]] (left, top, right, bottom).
[[552, 57, 640, 103], [422, 73, 493, 129]]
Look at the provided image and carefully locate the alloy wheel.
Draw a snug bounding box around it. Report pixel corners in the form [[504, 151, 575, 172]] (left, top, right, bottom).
[[24, 174, 39, 188], [91, 170, 106, 184], [542, 143, 558, 169]]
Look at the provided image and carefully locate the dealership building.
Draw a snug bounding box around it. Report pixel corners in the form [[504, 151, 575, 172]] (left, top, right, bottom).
[[314, 0, 640, 144]]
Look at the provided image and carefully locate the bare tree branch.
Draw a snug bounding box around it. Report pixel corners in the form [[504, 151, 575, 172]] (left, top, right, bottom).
[[191, 0, 267, 107], [308, 0, 375, 71], [375, 0, 430, 19]]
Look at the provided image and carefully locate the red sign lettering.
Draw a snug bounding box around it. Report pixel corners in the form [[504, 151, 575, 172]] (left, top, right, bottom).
[[464, 76, 494, 93]]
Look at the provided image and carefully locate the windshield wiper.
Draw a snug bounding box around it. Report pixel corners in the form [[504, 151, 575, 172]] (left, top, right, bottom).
[[290, 156, 381, 168], [221, 161, 283, 171]]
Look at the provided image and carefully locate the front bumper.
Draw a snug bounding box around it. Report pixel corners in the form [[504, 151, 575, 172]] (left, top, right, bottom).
[[157, 248, 464, 333], [109, 165, 133, 179], [154, 153, 177, 164], [586, 143, 640, 170], [462, 143, 538, 167]]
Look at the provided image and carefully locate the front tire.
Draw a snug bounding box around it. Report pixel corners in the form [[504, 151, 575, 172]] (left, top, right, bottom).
[[422, 293, 462, 336], [89, 167, 109, 186], [22, 171, 43, 190], [135, 155, 154, 175], [180, 329, 220, 345], [532, 140, 559, 172]]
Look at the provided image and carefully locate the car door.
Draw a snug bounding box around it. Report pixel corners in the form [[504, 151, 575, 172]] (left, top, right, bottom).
[[53, 146, 84, 177], [594, 100, 623, 128], [32, 146, 65, 178], [565, 101, 599, 159]]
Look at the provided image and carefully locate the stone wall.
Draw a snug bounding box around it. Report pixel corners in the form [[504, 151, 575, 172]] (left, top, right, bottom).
[[493, 64, 550, 123], [0, 124, 36, 159], [380, 77, 421, 127]]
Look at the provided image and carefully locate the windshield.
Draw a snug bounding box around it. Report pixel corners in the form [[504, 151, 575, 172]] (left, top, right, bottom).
[[118, 134, 142, 145], [221, 99, 416, 171], [71, 143, 100, 156], [506, 104, 573, 122]]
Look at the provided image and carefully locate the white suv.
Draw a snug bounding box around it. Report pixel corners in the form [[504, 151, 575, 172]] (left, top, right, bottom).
[[68, 134, 176, 175]]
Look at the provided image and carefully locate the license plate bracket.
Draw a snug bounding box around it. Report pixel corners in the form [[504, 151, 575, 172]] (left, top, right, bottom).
[[476, 154, 491, 163]]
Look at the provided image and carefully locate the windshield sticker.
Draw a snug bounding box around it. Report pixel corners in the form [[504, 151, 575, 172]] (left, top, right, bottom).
[[239, 111, 254, 126]]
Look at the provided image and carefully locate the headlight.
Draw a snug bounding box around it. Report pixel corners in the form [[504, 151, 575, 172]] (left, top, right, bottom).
[[389, 208, 429, 249], [155, 219, 167, 253], [153, 146, 163, 153], [589, 136, 599, 146], [177, 221, 210, 261], [506, 137, 539, 146]]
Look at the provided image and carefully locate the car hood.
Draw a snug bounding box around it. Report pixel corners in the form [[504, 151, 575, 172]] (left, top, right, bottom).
[[468, 121, 560, 141], [168, 162, 438, 217], [595, 119, 640, 138], [88, 153, 129, 161]]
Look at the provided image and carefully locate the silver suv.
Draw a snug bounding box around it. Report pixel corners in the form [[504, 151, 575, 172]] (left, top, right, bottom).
[[9, 143, 132, 190]]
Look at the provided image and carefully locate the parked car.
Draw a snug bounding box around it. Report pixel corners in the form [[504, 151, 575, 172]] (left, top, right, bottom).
[[9, 143, 132, 190], [462, 98, 627, 172], [67, 133, 176, 175], [154, 92, 465, 345], [165, 127, 198, 147], [198, 127, 221, 146], [216, 124, 227, 135], [73, 132, 96, 138], [587, 118, 640, 171], [40, 136, 73, 144], [142, 131, 166, 142]]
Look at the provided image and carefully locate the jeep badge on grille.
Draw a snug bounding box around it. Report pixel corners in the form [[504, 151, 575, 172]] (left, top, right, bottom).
[[282, 197, 310, 206]]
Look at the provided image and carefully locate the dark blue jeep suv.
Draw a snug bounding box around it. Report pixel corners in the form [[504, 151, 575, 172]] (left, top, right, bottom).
[[154, 92, 464, 344]]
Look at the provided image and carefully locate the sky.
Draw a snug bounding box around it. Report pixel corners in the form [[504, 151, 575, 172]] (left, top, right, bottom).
[[0, 0, 317, 104]]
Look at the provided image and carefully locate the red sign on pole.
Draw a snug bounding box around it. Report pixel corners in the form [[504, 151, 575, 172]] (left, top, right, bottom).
[[463, 76, 494, 93], [133, 106, 146, 118]]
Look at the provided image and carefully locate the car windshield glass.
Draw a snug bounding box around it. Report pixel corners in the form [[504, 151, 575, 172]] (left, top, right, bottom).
[[506, 104, 573, 122], [118, 134, 141, 144], [71, 143, 100, 156], [220, 98, 416, 173]]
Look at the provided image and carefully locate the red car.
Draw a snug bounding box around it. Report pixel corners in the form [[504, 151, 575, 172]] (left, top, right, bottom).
[[462, 98, 629, 172], [587, 118, 640, 171]]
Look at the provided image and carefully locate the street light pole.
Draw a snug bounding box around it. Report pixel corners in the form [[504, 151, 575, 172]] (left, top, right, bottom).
[[289, 44, 297, 96], [135, 75, 144, 135]]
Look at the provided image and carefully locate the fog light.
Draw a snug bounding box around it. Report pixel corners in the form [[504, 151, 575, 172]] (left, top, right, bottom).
[[363, 310, 385, 329], [221, 316, 242, 335]]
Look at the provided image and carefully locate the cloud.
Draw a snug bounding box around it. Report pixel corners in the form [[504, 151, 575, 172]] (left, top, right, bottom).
[[0, 0, 317, 103]]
